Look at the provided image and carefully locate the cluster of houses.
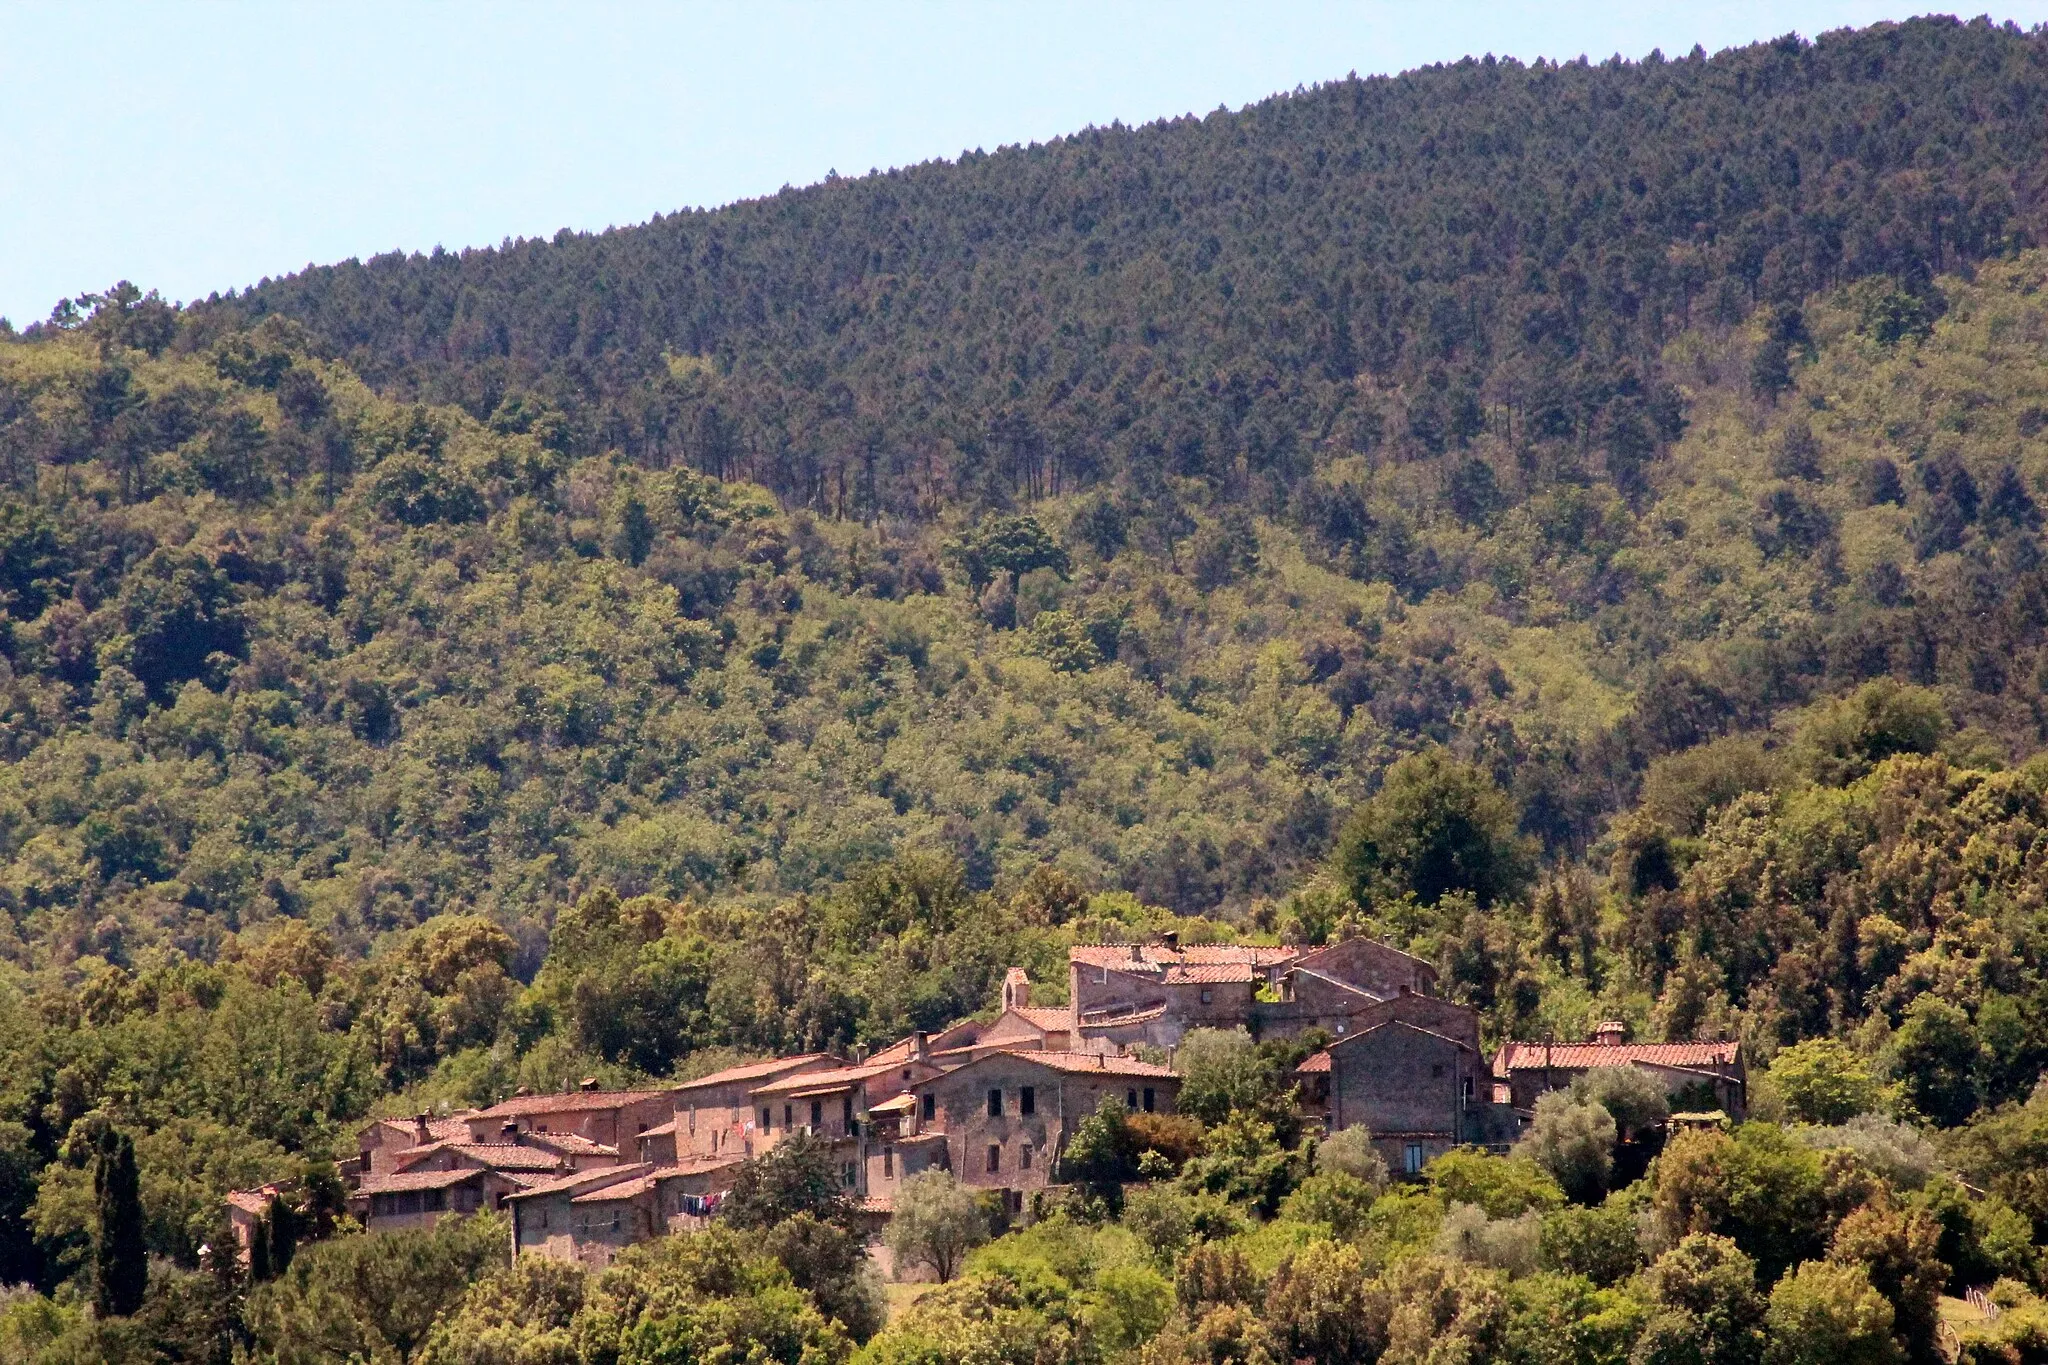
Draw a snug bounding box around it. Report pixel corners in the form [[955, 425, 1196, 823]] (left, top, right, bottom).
[[229, 935, 1746, 1269]]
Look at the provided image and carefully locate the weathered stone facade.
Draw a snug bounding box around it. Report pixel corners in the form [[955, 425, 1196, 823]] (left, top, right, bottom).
[[908, 1051, 1180, 1203], [1318, 1021, 1493, 1174], [668, 1053, 842, 1160]]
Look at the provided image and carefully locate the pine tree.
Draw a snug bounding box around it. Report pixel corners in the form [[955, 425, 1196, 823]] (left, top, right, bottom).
[[93, 1128, 147, 1317]]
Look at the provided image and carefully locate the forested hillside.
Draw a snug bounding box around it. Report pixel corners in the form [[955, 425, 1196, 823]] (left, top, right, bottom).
[[7, 17, 2048, 1363]]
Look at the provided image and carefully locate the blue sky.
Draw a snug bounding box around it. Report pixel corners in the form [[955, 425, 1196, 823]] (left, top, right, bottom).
[[4, 3, 2045, 327]]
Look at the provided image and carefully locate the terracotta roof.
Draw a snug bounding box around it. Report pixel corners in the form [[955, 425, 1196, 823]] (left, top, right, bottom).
[[1070, 943, 1296, 970], [657, 1155, 744, 1177], [524, 1132, 618, 1156], [1077, 1002, 1169, 1027], [226, 1188, 279, 1216], [924, 1048, 1177, 1080], [1162, 963, 1260, 984], [1296, 1051, 1331, 1075], [639, 1118, 679, 1138], [750, 1060, 931, 1096], [393, 1142, 565, 1173], [475, 1090, 669, 1118], [1011, 1007, 1073, 1033], [868, 1094, 918, 1114], [357, 1168, 490, 1194], [1333, 1019, 1475, 1054], [1492, 1041, 1741, 1076], [1293, 936, 1435, 973], [673, 1054, 840, 1091], [506, 1164, 654, 1201], [362, 1115, 474, 1144]]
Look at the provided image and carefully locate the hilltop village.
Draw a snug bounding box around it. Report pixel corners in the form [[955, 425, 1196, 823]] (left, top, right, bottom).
[[236, 935, 1746, 1269]]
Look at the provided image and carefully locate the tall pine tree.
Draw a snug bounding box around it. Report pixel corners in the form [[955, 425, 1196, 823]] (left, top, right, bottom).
[[92, 1127, 146, 1317], [266, 1192, 297, 1276]]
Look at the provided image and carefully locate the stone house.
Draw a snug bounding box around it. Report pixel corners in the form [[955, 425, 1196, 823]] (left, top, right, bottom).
[[509, 1157, 743, 1266], [1065, 936, 1440, 1050], [464, 1087, 675, 1149], [225, 1183, 289, 1264], [908, 1051, 1180, 1209], [667, 1053, 844, 1161], [355, 1114, 475, 1178], [1491, 1026, 1746, 1117], [1300, 1019, 1499, 1175], [353, 1166, 531, 1233], [746, 1054, 948, 1197], [859, 1093, 952, 1213], [391, 1138, 571, 1183]]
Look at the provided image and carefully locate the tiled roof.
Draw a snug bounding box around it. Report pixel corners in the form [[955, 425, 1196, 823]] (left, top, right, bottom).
[[673, 1054, 840, 1091], [935, 1048, 1177, 1079], [1162, 963, 1260, 984], [657, 1155, 743, 1176], [357, 1168, 489, 1194], [506, 1164, 653, 1201], [524, 1132, 618, 1156], [1077, 1002, 1168, 1027], [1492, 1041, 1741, 1076], [639, 1118, 679, 1138], [475, 1090, 669, 1118], [1070, 943, 1296, 970], [226, 1188, 279, 1216], [1296, 1051, 1331, 1075], [362, 1115, 475, 1144], [393, 1142, 564, 1173], [1013, 1007, 1073, 1033], [575, 1174, 658, 1202], [750, 1059, 930, 1096]]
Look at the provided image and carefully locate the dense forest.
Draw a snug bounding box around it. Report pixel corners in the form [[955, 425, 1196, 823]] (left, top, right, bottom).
[[4, 14, 2048, 1365]]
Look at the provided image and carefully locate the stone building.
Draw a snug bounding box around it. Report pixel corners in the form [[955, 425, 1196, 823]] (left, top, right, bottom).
[[509, 1156, 743, 1267], [1064, 936, 1440, 1050], [1491, 1026, 1746, 1117], [465, 1086, 675, 1148], [355, 1114, 475, 1178], [1298, 1019, 1503, 1174], [746, 1053, 948, 1197], [664, 1053, 844, 1161], [352, 1166, 532, 1233], [908, 1050, 1181, 1209]]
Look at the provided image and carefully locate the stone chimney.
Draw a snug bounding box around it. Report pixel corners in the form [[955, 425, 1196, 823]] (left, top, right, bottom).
[[911, 1031, 929, 1065], [1591, 1020, 1627, 1046], [414, 1113, 432, 1145], [1002, 968, 1031, 1010]]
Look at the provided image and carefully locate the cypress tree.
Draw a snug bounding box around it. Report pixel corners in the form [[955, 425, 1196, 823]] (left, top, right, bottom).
[[266, 1193, 297, 1275], [92, 1128, 147, 1317], [248, 1215, 271, 1284]]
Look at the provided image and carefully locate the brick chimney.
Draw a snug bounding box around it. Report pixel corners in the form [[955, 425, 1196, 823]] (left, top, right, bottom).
[[1002, 968, 1030, 1010], [1591, 1020, 1627, 1046]]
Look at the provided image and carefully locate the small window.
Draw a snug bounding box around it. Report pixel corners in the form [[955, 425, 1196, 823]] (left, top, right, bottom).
[[1463, 1077, 1474, 1098], [1200, 989, 1213, 1005], [761, 1107, 771, 1129], [688, 1106, 696, 1133], [810, 1100, 823, 1128], [1126, 1088, 1138, 1110], [1019, 1086, 1035, 1117], [1143, 1087, 1156, 1113], [1404, 1143, 1424, 1175], [987, 1088, 1003, 1118], [1021, 1143, 1033, 1170], [842, 1097, 854, 1126], [987, 1144, 1002, 1174], [883, 1148, 894, 1178], [784, 1104, 793, 1129], [921, 1094, 936, 1122], [843, 1162, 857, 1187]]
